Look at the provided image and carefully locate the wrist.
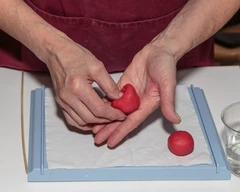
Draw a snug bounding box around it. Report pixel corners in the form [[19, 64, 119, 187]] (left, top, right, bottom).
[[152, 31, 191, 62], [29, 24, 71, 66]]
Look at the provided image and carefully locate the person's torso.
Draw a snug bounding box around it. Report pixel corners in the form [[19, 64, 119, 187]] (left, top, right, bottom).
[[0, 0, 213, 72]]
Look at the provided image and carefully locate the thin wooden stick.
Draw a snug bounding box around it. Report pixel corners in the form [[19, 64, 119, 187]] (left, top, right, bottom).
[[21, 71, 28, 174]]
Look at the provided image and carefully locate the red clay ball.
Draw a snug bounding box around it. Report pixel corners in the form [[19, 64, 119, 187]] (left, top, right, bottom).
[[168, 130, 194, 156], [111, 84, 140, 114]]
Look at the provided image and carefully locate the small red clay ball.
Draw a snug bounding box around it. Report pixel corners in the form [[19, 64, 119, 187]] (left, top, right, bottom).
[[168, 130, 194, 156], [111, 84, 140, 115]]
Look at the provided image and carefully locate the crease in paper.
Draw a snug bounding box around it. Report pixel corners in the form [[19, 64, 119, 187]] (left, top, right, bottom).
[[45, 85, 212, 169]]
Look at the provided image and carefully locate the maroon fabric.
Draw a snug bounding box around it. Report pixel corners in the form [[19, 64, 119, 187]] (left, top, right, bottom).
[[0, 0, 214, 72]]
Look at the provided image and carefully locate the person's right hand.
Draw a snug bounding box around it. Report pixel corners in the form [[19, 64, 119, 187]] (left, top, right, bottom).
[[44, 36, 126, 131]]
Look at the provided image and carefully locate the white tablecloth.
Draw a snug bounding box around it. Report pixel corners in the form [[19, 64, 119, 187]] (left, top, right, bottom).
[[0, 66, 239, 192]]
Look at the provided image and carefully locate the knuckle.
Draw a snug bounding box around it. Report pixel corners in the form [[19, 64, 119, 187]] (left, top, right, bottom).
[[77, 121, 87, 127], [161, 76, 175, 88], [107, 114, 118, 121], [108, 84, 119, 95], [58, 89, 68, 101], [84, 115, 98, 124], [55, 96, 62, 105], [90, 61, 105, 75], [92, 104, 106, 117], [67, 76, 82, 95], [81, 125, 92, 131], [66, 119, 76, 127], [63, 112, 75, 126], [71, 117, 87, 127], [141, 44, 153, 55], [160, 78, 169, 88]]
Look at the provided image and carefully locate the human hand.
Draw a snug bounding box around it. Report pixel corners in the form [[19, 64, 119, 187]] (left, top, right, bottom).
[[45, 36, 126, 131], [93, 39, 181, 146]]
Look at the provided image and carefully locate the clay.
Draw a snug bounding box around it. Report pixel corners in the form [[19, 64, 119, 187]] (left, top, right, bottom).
[[111, 84, 140, 114], [168, 130, 194, 156]]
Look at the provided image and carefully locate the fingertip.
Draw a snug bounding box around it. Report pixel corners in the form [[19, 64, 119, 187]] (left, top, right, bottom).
[[94, 134, 103, 145], [110, 108, 127, 121], [119, 91, 123, 97], [118, 116, 126, 121], [92, 128, 99, 134], [161, 106, 181, 124], [92, 124, 105, 134], [94, 122, 119, 145], [104, 84, 122, 100], [94, 68, 122, 100], [107, 92, 120, 100], [107, 138, 117, 148], [169, 113, 181, 124], [106, 131, 124, 148], [175, 113, 181, 124]]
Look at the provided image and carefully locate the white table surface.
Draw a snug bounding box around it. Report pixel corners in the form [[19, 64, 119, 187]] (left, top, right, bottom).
[[0, 66, 240, 191]]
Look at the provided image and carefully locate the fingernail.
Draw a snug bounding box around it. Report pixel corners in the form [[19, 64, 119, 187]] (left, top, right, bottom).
[[119, 92, 123, 97], [118, 117, 126, 121], [92, 129, 98, 134], [176, 113, 181, 122], [103, 98, 108, 103]]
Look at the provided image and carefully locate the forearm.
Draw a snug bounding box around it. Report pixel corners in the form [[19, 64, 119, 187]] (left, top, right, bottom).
[[155, 0, 240, 60], [0, 0, 69, 64]]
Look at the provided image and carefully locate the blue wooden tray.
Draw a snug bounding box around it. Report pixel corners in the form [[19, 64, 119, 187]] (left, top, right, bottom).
[[27, 86, 231, 182]]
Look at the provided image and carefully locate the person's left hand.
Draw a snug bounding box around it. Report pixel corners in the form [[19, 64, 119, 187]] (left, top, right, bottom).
[[92, 38, 182, 147]]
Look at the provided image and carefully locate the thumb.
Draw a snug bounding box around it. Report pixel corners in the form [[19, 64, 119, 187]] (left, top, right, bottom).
[[158, 70, 181, 124]]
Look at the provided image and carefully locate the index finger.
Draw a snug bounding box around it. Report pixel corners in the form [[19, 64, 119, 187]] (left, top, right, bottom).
[[78, 83, 126, 121], [93, 65, 122, 100]]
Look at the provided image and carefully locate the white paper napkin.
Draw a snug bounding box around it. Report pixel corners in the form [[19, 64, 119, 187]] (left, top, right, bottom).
[[45, 84, 212, 169]]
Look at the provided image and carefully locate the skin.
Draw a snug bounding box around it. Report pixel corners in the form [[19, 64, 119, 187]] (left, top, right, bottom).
[[0, 0, 126, 130], [93, 0, 240, 147], [0, 1, 240, 145]]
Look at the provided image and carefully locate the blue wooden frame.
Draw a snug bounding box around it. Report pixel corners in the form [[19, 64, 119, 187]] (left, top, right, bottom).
[[27, 86, 231, 182]]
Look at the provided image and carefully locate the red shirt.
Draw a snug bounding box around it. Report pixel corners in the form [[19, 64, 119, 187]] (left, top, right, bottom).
[[0, 0, 213, 72]]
